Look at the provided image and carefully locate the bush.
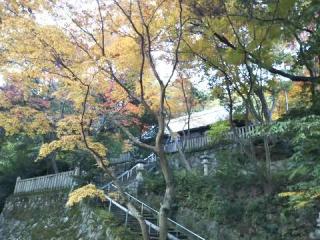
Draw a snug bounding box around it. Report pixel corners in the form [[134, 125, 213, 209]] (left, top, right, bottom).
[[142, 145, 317, 239], [208, 120, 230, 142]]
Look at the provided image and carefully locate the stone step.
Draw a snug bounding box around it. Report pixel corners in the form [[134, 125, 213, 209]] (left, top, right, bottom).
[[108, 201, 190, 239]]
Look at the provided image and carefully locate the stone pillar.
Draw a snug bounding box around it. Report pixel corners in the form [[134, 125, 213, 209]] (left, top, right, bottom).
[[136, 163, 144, 183], [310, 212, 320, 239], [74, 166, 80, 176], [200, 154, 210, 176], [201, 159, 209, 176], [136, 163, 144, 196]]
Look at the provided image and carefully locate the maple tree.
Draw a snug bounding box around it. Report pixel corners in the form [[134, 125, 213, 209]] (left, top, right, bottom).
[[182, 0, 319, 123], [0, 0, 187, 239], [179, 0, 319, 193], [1, 0, 319, 238]]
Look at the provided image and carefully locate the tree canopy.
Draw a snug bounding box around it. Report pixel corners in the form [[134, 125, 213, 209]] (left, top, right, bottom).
[[0, 0, 319, 239]]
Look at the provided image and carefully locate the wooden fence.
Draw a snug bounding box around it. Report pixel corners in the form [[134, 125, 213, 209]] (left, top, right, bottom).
[[13, 168, 79, 194], [164, 125, 259, 153], [230, 124, 259, 140], [164, 135, 213, 153], [110, 152, 132, 163]]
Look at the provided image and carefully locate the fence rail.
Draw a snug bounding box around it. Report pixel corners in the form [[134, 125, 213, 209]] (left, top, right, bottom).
[[13, 169, 78, 194], [105, 194, 179, 240], [104, 182, 205, 240], [164, 135, 212, 153], [164, 125, 259, 153], [230, 124, 259, 139], [102, 153, 205, 240], [102, 153, 157, 191], [110, 152, 133, 163]]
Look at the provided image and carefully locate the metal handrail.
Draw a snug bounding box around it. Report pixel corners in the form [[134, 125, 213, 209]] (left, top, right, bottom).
[[125, 191, 159, 215], [107, 183, 205, 240], [101, 152, 206, 240], [101, 153, 157, 190], [168, 218, 205, 240], [105, 194, 179, 240]]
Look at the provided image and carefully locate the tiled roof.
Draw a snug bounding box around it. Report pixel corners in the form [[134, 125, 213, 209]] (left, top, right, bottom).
[[165, 107, 228, 134]]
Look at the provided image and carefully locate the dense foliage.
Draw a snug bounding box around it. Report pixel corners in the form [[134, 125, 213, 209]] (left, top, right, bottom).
[[0, 0, 319, 239], [143, 144, 318, 239]]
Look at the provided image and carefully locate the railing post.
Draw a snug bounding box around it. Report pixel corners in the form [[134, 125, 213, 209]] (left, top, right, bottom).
[[141, 202, 144, 214], [108, 200, 112, 212], [125, 211, 128, 226]]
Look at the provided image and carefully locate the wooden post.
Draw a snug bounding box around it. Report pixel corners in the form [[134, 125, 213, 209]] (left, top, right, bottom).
[[14, 176, 21, 194]]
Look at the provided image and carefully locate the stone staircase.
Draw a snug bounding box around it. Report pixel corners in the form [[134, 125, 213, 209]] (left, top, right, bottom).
[[100, 153, 205, 240]]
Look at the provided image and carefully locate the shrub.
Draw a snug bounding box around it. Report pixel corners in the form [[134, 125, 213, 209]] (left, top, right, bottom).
[[208, 120, 230, 142]]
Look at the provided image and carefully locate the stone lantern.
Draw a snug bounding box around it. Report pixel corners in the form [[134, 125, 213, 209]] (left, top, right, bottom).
[[136, 163, 144, 183], [200, 154, 209, 176], [135, 163, 145, 196]]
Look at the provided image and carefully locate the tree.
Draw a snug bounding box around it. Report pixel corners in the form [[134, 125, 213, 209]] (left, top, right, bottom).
[[185, 0, 320, 102], [0, 0, 185, 239], [179, 0, 320, 193]]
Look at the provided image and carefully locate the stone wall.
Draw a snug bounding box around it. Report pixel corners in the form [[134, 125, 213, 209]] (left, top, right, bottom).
[[0, 190, 138, 240], [166, 146, 229, 173], [175, 207, 242, 240], [166, 142, 289, 174]]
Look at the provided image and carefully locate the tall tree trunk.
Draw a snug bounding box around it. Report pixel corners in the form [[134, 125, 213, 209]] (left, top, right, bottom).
[[156, 96, 175, 240], [263, 135, 272, 194], [307, 59, 319, 105], [226, 77, 234, 126], [50, 152, 59, 173], [179, 127, 192, 171], [180, 77, 193, 171], [80, 85, 150, 240], [255, 87, 271, 122], [311, 80, 317, 105], [284, 90, 289, 113], [126, 202, 149, 240], [270, 92, 277, 118], [167, 122, 192, 171], [245, 103, 250, 125], [249, 139, 258, 171], [88, 152, 150, 240], [176, 142, 192, 171], [158, 149, 174, 240]]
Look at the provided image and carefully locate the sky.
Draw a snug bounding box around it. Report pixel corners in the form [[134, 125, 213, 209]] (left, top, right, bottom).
[[0, 1, 209, 92], [34, 1, 210, 92], [0, 75, 4, 87]]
